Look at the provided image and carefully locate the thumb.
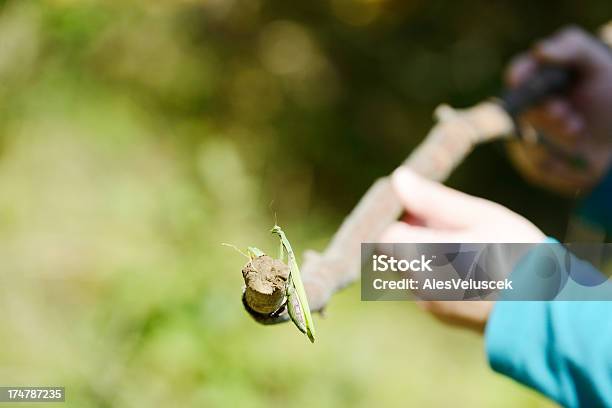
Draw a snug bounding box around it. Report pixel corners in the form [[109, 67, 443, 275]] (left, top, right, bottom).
[[534, 26, 611, 71]]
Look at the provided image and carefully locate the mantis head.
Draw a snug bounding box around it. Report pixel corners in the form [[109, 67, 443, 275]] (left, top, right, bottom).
[[270, 224, 282, 236]]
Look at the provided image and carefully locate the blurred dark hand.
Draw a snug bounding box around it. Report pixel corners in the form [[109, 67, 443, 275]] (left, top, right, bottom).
[[506, 26, 612, 194]]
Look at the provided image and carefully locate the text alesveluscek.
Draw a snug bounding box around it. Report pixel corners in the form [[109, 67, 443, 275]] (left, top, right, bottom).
[[370, 254, 513, 292], [372, 277, 513, 291]]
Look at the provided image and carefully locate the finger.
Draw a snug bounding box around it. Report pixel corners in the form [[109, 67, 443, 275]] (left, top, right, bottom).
[[507, 141, 590, 194], [419, 300, 492, 333], [545, 152, 602, 190], [542, 98, 585, 138], [533, 26, 611, 71], [505, 53, 538, 87], [391, 167, 493, 228], [522, 98, 586, 145], [506, 141, 593, 194], [544, 98, 573, 119], [543, 96, 588, 137], [380, 222, 469, 243]]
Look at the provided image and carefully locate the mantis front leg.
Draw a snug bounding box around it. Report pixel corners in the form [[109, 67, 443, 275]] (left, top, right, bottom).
[[271, 225, 316, 343]]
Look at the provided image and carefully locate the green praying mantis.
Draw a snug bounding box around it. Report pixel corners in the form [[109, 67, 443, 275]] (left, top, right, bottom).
[[234, 225, 316, 343]]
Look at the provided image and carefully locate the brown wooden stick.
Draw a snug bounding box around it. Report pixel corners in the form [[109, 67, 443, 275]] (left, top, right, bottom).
[[243, 101, 514, 321], [298, 102, 514, 311], [243, 23, 612, 322]]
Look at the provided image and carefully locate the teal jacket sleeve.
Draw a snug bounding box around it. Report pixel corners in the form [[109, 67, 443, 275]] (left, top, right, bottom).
[[485, 156, 612, 406], [578, 165, 612, 232], [485, 300, 612, 407]]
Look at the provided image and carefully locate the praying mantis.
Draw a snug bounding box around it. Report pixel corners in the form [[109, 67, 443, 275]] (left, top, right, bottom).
[[235, 225, 316, 343], [271, 224, 316, 343]]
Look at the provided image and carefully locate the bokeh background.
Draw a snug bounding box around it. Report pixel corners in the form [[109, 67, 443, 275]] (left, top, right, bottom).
[[0, 0, 610, 406]]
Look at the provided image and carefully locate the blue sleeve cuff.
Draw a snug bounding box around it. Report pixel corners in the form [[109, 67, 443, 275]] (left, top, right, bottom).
[[485, 302, 544, 380], [485, 237, 612, 407], [485, 301, 565, 403], [485, 237, 556, 380], [484, 238, 560, 401]]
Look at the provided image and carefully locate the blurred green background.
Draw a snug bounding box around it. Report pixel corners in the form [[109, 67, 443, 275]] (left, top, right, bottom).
[[0, 0, 610, 406]]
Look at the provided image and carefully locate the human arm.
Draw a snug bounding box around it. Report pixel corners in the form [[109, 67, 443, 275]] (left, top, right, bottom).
[[381, 167, 612, 406]]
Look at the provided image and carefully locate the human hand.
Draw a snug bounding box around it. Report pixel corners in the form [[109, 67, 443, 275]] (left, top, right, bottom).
[[506, 26, 612, 194], [380, 167, 546, 332]]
